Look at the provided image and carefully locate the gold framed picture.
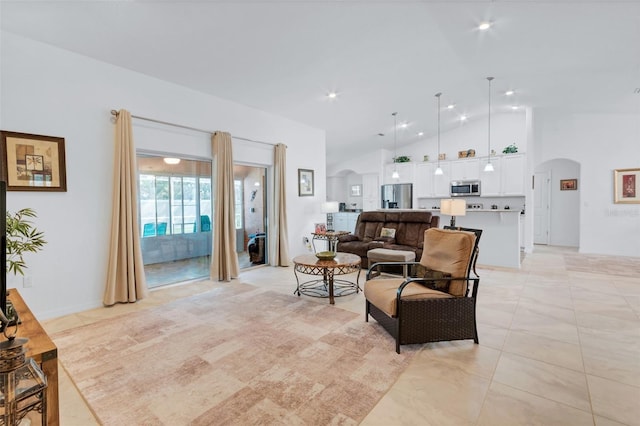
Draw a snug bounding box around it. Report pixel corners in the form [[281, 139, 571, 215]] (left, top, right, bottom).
[[614, 168, 640, 204], [1, 131, 67, 192], [560, 179, 577, 191]]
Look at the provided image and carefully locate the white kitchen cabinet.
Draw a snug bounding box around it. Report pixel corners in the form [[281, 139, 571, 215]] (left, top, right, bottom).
[[479, 154, 525, 196], [501, 154, 526, 195], [450, 158, 480, 181], [414, 163, 432, 198], [415, 162, 451, 198], [361, 173, 379, 210], [433, 162, 451, 197], [479, 157, 502, 196], [383, 162, 415, 184]]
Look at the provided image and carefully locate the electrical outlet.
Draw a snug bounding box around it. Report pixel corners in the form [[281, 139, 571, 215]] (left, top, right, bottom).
[[23, 276, 33, 288], [303, 236, 309, 244]]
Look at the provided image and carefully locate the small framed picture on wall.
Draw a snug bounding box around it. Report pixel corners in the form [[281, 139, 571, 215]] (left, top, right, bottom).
[[614, 168, 640, 204], [298, 169, 314, 196], [560, 179, 577, 191]]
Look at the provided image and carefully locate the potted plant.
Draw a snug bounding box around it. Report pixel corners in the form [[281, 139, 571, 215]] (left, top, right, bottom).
[[393, 155, 411, 163], [502, 144, 519, 154], [6, 208, 46, 276]]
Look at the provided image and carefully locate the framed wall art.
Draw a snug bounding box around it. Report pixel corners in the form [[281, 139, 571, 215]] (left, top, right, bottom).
[[560, 179, 577, 191], [298, 168, 314, 197], [1, 131, 67, 192], [614, 168, 640, 204], [350, 184, 362, 197]]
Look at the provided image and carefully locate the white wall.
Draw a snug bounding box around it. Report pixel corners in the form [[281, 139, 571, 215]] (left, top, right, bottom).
[[1, 31, 327, 318], [533, 108, 640, 257], [536, 159, 581, 247]]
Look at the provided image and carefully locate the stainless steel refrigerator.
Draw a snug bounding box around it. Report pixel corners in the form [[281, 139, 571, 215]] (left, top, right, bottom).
[[381, 183, 413, 209]]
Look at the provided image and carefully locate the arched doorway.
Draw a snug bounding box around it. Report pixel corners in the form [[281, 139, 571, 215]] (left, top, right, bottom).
[[534, 159, 581, 248]]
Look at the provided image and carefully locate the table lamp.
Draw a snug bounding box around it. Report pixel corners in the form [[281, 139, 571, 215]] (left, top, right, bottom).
[[440, 199, 466, 228], [321, 201, 340, 231]]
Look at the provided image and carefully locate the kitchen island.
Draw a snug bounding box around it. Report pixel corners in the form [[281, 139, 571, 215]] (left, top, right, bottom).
[[423, 208, 522, 268]]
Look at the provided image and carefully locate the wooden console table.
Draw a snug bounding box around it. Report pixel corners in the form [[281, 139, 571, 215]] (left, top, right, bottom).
[[7, 288, 59, 426]]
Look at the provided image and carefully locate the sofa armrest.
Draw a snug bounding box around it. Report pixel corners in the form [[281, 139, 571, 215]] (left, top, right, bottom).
[[338, 234, 360, 242]]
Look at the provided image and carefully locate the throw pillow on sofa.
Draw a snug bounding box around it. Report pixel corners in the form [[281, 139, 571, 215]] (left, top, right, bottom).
[[380, 227, 396, 238]]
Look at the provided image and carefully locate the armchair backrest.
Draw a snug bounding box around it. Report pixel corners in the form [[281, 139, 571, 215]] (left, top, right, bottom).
[[419, 228, 477, 297]]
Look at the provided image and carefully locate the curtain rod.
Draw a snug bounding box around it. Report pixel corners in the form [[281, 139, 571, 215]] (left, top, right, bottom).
[[110, 109, 276, 147]]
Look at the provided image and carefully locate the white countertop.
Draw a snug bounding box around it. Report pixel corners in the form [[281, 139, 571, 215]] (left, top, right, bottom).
[[420, 208, 522, 213]]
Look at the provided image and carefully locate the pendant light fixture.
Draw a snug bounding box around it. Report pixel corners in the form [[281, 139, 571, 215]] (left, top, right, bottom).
[[392, 112, 399, 179], [484, 76, 495, 172], [434, 93, 443, 176]]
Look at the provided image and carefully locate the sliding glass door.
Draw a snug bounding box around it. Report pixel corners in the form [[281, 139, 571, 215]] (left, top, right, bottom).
[[138, 154, 212, 287], [234, 164, 267, 269]]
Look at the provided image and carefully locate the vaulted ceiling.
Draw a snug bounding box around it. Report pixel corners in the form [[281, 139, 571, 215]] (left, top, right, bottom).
[[2, 1, 639, 166]]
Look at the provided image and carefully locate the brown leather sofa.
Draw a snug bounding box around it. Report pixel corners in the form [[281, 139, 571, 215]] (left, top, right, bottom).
[[337, 211, 440, 265]]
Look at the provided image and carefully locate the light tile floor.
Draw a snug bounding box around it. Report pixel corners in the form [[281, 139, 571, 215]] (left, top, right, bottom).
[[44, 245, 640, 425]]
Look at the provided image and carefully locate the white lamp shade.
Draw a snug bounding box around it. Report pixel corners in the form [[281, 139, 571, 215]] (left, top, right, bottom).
[[321, 201, 340, 214], [440, 199, 466, 216], [392, 170, 400, 179], [484, 162, 494, 172], [434, 167, 443, 176]]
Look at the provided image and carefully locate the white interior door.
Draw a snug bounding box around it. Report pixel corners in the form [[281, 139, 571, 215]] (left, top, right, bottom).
[[534, 171, 551, 244]]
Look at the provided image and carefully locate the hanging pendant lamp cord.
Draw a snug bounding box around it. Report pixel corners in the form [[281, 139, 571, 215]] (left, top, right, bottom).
[[392, 112, 398, 171], [487, 77, 494, 162], [435, 93, 441, 168]]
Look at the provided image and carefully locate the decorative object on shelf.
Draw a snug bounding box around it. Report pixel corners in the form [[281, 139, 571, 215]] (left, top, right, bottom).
[[440, 198, 466, 227], [502, 144, 519, 154], [560, 179, 578, 191], [423, 155, 429, 162], [0, 308, 48, 426], [458, 149, 476, 159], [613, 168, 640, 204], [298, 168, 314, 196], [393, 156, 411, 163], [391, 113, 400, 179], [435, 93, 444, 175], [484, 77, 495, 172], [315, 251, 337, 260], [0, 130, 67, 192]]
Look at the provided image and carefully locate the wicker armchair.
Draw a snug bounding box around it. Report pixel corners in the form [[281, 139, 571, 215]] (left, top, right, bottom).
[[364, 227, 482, 353]]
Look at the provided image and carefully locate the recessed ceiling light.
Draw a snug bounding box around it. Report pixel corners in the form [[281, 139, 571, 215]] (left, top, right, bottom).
[[327, 92, 337, 99], [505, 90, 515, 96], [460, 115, 468, 121], [400, 122, 408, 128], [478, 21, 492, 31], [511, 105, 519, 110], [418, 132, 424, 136], [447, 104, 455, 109]]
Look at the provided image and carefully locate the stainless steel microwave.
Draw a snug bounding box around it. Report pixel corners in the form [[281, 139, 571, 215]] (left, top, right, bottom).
[[450, 180, 481, 197]]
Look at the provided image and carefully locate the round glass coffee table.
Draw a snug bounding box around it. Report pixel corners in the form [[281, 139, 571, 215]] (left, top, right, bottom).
[[293, 252, 361, 304]]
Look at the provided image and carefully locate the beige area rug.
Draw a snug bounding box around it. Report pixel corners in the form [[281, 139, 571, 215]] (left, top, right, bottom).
[[53, 283, 415, 425]]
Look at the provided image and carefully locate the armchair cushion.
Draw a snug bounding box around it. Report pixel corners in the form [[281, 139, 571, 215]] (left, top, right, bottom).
[[364, 278, 453, 317]]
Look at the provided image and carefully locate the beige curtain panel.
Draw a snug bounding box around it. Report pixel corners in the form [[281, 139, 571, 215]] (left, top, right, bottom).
[[104, 109, 148, 305], [210, 131, 240, 281], [271, 143, 290, 266]]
